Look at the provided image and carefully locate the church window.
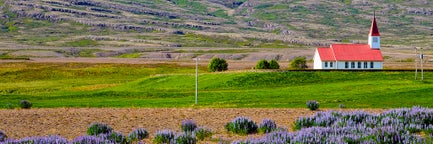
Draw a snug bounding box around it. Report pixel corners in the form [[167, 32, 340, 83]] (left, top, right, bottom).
[[364, 62, 368, 68], [370, 62, 374, 68], [325, 62, 328, 67], [330, 62, 333, 67], [345, 62, 349, 68], [373, 37, 378, 42], [358, 62, 361, 68], [351, 62, 355, 68]]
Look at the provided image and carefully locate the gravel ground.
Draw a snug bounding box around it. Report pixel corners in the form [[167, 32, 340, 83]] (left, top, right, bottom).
[[0, 108, 384, 143]]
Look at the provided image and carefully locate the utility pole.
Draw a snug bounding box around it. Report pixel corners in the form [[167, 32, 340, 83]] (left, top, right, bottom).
[[421, 47, 424, 81], [415, 47, 418, 80], [193, 57, 199, 105]]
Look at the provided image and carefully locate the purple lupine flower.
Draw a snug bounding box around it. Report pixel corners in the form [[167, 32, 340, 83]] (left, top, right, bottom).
[[258, 119, 277, 133], [4, 135, 68, 144], [71, 135, 109, 144], [225, 116, 258, 135], [128, 128, 149, 142], [193, 127, 212, 141], [0, 130, 6, 142], [238, 106, 433, 143], [153, 129, 175, 144], [181, 119, 197, 132], [174, 132, 196, 144]]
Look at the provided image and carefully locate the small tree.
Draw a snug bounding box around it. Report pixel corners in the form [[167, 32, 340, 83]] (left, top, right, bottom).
[[268, 60, 280, 69], [208, 57, 228, 72], [19, 100, 32, 109], [255, 59, 269, 69], [290, 57, 308, 69]]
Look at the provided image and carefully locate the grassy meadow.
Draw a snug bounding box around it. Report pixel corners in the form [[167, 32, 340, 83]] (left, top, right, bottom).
[[1, 62, 432, 108]]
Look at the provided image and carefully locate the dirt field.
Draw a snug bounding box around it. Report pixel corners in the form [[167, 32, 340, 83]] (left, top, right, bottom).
[[0, 108, 385, 143], [1, 46, 432, 70]]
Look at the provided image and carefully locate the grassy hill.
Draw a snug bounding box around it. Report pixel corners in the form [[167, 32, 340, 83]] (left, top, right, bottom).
[[0, 0, 432, 51], [1, 62, 433, 108]]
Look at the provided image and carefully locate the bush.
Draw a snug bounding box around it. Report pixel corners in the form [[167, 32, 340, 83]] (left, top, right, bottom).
[[72, 135, 109, 144], [193, 127, 212, 141], [128, 128, 148, 142], [306, 100, 320, 111], [255, 59, 270, 69], [225, 116, 258, 135], [0, 130, 6, 142], [290, 57, 308, 69], [181, 119, 197, 132], [5, 135, 68, 144], [153, 130, 175, 144], [256, 59, 280, 69], [19, 100, 32, 109], [258, 119, 277, 133], [208, 57, 228, 72], [339, 104, 346, 108], [87, 122, 113, 136], [175, 132, 197, 144], [104, 131, 127, 144], [268, 60, 280, 69]]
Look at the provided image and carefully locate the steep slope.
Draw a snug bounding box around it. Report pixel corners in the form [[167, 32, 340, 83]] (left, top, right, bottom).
[[0, 0, 432, 50]]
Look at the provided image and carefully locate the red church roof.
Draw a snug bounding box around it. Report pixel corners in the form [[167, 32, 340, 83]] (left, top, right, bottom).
[[369, 16, 380, 36], [317, 44, 383, 61], [317, 47, 335, 61]]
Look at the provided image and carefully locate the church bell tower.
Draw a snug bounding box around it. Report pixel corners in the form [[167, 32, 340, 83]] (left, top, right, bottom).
[[368, 12, 380, 49]]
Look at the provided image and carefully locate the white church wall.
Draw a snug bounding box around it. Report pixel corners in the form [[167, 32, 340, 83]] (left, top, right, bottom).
[[337, 62, 346, 69], [373, 62, 383, 69], [313, 50, 323, 69], [368, 36, 380, 49]]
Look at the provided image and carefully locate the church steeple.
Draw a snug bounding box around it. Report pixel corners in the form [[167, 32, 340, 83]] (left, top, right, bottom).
[[368, 12, 380, 49]]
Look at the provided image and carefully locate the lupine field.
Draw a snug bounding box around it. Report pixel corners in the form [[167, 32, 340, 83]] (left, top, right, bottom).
[[234, 106, 433, 144], [1, 106, 433, 143]]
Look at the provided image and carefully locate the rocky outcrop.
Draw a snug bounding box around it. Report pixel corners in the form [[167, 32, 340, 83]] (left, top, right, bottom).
[[407, 8, 433, 16]]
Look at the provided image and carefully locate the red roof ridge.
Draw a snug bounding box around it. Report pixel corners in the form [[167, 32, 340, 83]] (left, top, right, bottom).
[[330, 45, 337, 61]]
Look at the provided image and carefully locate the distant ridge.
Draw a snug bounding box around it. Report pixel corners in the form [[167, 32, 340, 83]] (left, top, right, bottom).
[[0, 0, 432, 48]]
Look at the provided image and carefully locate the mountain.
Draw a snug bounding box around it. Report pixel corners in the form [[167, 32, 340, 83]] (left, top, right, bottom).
[[0, 0, 432, 52]]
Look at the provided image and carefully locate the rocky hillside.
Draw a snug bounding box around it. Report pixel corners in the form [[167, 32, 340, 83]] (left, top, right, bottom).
[[0, 0, 432, 49]]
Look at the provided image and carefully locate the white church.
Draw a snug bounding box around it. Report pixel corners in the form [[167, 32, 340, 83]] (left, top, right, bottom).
[[313, 14, 383, 70]]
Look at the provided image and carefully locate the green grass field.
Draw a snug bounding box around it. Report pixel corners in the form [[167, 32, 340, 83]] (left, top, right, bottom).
[[1, 62, 432, 108]]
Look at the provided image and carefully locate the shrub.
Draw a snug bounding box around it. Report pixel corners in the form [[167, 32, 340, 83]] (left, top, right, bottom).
[[256, 59, 280, 69], [0, 130, 6, 142], [175, 132, 196, 144], [268, 60, 280, 69], [208, 57, 228, 72], [258, 119, 277, 133], [181, 119, 197, 132], [153, 130, 175, 144], [225, 116, 258, 135], [339, 104, 346, 108], [193, 127, 212, 141], [306, 100, 320, 111], [128, 128, 148, 142], [290, 56, 308, 69], [72, 135, 109, 144], [255, 59, 270, 69], [6, 135, 69, 144], [87, 122, 113, 136], [19, 100, 32, 109], [104, 131, 127, 144]]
